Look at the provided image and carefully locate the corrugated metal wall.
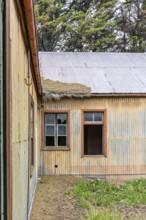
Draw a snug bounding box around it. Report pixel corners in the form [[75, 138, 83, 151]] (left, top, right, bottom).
[[11, 1, 40, 219], [41, 97, 146, 179], [11, 1, 28, 218], [29, 82, 40, 216]]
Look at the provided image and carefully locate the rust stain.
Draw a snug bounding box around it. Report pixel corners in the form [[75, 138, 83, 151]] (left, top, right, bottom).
[[41, 77, 91, 95]]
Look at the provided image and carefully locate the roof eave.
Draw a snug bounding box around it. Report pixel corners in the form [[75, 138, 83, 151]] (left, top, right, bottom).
[[42, 92, 146, 100], [22, 0, 42, 95], [92, 93, 146, 97]]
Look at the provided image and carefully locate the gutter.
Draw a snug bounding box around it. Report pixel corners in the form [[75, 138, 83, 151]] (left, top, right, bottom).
[[0, 0, 4, 219], [42, 92, 146, 101], [4, 0, 12, 219], [21, 0, 42, 95], [26, 49, 31, 220]]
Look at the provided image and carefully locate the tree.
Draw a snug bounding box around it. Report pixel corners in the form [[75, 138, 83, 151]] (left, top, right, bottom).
[[35, 0, 69, 51], [35, 0, 146, 52], [35, 0, 118, 51], [81, 0, 117, 52], [115, 0, 146, 52]]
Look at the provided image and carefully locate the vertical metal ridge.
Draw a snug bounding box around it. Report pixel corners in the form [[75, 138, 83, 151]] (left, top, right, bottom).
[[0, 0, 4, 218]]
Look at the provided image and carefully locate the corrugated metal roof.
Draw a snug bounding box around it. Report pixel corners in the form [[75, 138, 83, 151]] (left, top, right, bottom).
[[39, 52, 146, 94]]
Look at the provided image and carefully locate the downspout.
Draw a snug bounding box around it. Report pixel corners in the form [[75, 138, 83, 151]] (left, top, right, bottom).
[[4, 0, 12, 219], [25, 49, 31, 220], [0, 0, 4, 219]]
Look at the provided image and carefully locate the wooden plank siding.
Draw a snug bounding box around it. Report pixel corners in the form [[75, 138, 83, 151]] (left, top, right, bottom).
[[41, 97, 146, 178]]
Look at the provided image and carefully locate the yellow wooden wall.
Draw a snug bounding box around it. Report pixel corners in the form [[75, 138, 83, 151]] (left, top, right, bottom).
[[41, 97, 146, 179], [10, 1, 40, 219]]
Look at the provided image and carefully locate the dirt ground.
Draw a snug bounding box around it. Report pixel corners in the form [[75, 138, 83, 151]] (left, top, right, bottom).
[[30, 176, 146, 220], [30, 176, 87, 220]]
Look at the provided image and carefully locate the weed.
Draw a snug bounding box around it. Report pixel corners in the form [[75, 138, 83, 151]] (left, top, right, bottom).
[[87, 209, 124, 220], [70, 178, 146, 207]]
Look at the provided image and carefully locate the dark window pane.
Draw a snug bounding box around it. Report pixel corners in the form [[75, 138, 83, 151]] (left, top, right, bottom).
[[46, 136, 54, 146], [58, 136, 66, 146], [58, 125, 67, 135], [84, 125, 102, 155], [84, 113, 93, 122], [57, 114, 67, 124], [94, 113, 103, 122], [45, 114, 55, 124]]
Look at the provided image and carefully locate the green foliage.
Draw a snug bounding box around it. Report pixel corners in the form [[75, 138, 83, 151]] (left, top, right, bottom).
[[119, 178, 146, 205], [35, 0, 69, 51], [87, 209, 124, 220], [115, 0, 146, 52], [35, 0, 117, 51], [35, 0, 146, 52], [69, 178, 146, 207]]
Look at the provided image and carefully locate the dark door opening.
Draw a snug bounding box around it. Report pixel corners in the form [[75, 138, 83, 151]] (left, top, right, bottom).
[[84, 125, 102, 155]]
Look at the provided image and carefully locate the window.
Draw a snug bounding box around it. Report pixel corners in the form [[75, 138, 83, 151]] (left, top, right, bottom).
[[44, 112, 69, 149], [82, 111, 107, 156]]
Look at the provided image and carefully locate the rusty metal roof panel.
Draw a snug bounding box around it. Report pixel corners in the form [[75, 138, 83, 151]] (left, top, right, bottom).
[[39, 52, 146, 94]]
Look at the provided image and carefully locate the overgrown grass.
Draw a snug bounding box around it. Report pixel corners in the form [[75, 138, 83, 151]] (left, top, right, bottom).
[[87, 209, 124, 220], [69, 178, 146, 208]]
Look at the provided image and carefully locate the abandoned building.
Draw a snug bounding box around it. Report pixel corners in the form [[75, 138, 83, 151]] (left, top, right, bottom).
[[39, 52, 146, 177], [1, 1, 146, 220], [0, 0, 42, 220]]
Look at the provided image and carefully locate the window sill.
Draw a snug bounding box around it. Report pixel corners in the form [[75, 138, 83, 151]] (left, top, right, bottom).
[[82, 155, 106, 157], [42, 146, 70, 151]]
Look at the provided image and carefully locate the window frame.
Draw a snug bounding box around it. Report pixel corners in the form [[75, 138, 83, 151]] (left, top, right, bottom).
[[42, 110, 70, 151], [81, 109, 107, 157]]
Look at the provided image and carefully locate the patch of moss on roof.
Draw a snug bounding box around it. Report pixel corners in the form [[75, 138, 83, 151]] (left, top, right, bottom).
[[41, 77, 91, 95]]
